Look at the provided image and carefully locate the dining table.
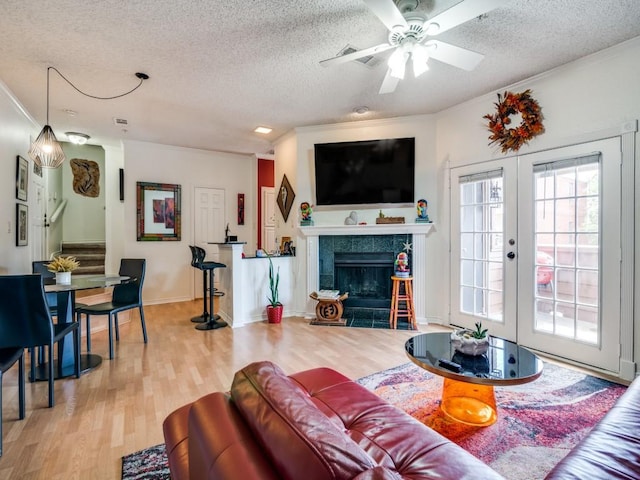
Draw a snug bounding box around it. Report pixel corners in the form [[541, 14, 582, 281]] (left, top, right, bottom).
[[33, 274, 130, 381]]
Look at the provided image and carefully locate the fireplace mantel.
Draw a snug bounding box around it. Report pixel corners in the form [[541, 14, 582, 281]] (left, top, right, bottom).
[[297, 222, 434, 237]]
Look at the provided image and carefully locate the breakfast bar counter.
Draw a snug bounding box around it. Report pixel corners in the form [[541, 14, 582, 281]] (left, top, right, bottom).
[[207, 242, 295, 327]]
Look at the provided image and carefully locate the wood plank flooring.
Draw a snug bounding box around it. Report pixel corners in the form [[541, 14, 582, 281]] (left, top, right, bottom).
[[0, 300, 448, 479]]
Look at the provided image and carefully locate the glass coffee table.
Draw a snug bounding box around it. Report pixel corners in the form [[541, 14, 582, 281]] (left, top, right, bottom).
[[405, 332, 543, 427]]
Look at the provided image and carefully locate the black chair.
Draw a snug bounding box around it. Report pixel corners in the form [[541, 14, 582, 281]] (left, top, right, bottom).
[[189, 246, 227, 331], [0, 275, 80, 409], [75, 259, 147, 359], [0, 347, 25, 457]]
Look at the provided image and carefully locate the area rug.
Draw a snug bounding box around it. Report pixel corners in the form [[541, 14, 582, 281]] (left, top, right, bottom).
[[357, 362, 627, 479], [122, 362, 626, 480]]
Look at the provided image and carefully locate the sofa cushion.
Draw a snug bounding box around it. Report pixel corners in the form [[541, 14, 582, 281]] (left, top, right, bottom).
[[290, 367, 506, 480], [231, 361, 376, 480]]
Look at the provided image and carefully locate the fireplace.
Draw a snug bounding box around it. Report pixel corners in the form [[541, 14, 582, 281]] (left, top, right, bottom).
[[334, 252, 394, 308]]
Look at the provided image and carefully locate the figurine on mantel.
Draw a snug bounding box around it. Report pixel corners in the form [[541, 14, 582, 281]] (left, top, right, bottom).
[[300, 202, 314, 226], [416, 199, 431, 223], [344, 211, 358, 225]]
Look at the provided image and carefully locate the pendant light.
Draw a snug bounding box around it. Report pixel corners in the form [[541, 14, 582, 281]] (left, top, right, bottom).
[[28, 67, 149, 168], [28, 67, 66, 168]]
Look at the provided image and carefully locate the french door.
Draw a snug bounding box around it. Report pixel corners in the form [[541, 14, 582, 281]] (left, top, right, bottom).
[[451, 138, 621, 372]]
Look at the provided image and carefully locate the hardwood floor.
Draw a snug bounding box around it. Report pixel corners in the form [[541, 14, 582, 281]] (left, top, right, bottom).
[[0, 300, 447, 479]]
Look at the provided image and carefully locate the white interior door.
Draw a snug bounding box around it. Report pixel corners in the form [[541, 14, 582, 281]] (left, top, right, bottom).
[[194, 187, 225, 298], [261, 187, 276, 252], [30, 182, 46, 261], [517, 138, 621, 372], [451, 159, 518, 341]]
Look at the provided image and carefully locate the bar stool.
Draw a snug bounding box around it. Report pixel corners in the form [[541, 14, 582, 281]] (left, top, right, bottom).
[[189, 246, 228, 330], [389, 275, 416, 329]]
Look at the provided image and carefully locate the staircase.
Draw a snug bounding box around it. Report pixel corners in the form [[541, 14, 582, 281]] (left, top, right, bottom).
[[61, 242, 106, 275]]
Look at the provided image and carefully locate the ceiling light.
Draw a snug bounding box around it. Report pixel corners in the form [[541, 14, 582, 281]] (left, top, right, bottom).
[[254, 126, 272, 134], [65, 132, 90, 145], [353, 106, 369, 115], [388, 47, 408, 80], [412, 44, 430, 77], [28, 68, 66, 168]]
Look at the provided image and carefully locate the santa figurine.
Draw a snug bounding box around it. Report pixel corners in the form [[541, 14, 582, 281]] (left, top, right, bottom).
[[394, 252, 410, 278]]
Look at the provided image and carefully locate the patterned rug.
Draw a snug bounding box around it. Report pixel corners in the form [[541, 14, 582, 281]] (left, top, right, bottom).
[[122, 362, 626, 480]]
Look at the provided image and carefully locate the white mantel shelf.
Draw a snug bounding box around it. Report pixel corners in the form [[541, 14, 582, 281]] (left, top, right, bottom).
[[297, 222, 434, 237]]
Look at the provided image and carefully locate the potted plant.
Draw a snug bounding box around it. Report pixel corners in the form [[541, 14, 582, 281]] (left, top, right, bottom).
[[266, 254, 283, 324], [47, 255, 80, 285], [450, 322, 489, 356]]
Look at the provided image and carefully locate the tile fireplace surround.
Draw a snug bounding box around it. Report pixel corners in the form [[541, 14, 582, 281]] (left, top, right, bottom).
[[297, 223, 434, 325]]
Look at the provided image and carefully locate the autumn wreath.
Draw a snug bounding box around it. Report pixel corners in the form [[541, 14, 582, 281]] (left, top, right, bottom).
[[484, 89, 544, 153]]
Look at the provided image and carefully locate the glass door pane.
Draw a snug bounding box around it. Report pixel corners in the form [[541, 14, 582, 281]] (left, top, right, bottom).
[[533, 157, 600, 344]]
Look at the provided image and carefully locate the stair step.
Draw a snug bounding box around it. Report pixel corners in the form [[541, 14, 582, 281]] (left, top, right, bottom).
[[62, 242, 106, 253], [76, 265, 105, 275]]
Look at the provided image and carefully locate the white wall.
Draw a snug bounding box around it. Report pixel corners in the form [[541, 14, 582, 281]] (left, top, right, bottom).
[[0, 81, 40, 274], [61, 142, 106, 243], [120, 140, 256, 304]]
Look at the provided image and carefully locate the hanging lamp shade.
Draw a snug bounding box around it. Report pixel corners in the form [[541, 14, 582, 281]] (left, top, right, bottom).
[[28, 124, 66, 168]]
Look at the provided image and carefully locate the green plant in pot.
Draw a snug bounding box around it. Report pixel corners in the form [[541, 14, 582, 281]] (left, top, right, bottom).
[[450, 322, 489, 356], [266, 254, 283, 324]]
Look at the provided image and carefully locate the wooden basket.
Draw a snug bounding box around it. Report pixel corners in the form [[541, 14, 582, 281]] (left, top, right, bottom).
[[375, 217, 405, 224]]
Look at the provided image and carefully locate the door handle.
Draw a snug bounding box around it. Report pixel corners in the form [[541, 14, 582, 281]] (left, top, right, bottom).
[[507, 252, 516, 260]]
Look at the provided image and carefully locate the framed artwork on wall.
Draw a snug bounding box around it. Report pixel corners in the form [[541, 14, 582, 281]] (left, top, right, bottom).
[[16, 203, 28, 246], [16, 155, 28, 201], [237, 193, 245, 225], [136, 182, 182, 241], [276, 174, 295, 222]]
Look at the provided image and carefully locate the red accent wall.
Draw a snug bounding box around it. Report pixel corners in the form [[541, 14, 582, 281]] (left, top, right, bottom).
[[257, 158, 275, 249]]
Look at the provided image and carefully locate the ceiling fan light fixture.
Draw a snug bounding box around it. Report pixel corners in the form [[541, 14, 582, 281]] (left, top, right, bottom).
[[388, 48, 408, 79], [412, 44, 430, 77], [65, 132, 90, 145]]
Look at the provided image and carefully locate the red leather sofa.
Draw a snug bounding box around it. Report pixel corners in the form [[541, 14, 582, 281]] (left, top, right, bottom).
[[163, 361, 640, 480], [163, 360, 503, 479]]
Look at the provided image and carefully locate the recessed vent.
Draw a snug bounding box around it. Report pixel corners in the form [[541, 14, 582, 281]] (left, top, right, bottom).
[[113, 117, 128, 126], [339, 44, 381, 68]]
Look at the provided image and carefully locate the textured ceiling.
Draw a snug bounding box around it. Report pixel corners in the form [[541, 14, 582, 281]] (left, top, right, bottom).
[[0, 0, 639, 155]]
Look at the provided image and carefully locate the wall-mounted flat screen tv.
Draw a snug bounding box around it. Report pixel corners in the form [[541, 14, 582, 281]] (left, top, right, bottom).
[[313, 137, 415, 207]]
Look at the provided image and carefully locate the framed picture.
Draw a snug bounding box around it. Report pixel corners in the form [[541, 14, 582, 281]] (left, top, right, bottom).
[[136, 182, 182, 241], [16, 155, 28, 201], [276, 174, 295, 222], [16, 203, 28, 246], [33, 161, 43, 178], [237, 193, 245, 225]]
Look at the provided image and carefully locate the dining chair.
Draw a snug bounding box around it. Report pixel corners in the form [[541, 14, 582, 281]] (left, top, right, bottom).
[[75, 259, 147, 359], [0, 347, 25, 457], [0, 274, 80, 409]]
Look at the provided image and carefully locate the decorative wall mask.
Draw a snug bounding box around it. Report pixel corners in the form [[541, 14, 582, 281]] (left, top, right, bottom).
[[70, 158, 100, 197]]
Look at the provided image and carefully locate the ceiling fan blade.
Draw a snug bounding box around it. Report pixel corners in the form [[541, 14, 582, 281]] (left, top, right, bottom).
[[426, 0, 508, 35], [320, 43, 394, 67], [378, 69, 400, 94], [426, 40, 484, 71], [363, 0, 408, 31]]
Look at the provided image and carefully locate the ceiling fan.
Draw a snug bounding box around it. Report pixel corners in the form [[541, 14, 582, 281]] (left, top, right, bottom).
[[320, 0, 507, 94]]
